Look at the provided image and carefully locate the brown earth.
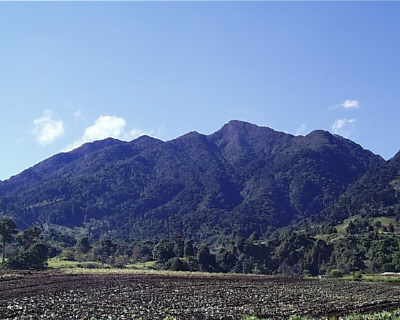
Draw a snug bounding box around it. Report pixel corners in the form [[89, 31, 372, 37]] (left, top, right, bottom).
[[0, 272, 399, 319]]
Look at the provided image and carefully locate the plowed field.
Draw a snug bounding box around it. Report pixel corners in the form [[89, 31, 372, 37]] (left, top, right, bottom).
[[0, 272, 399, 319]]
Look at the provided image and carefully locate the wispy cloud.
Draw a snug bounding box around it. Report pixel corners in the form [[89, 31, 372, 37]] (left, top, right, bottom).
[[329, 99, 361, 110], [33, 110, 64, 145], [331, 118, 356, 137], [65, 115, 147, 151], [341, 99, 360, 109]]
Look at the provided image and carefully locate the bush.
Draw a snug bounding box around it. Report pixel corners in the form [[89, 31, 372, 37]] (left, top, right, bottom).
[[76, 262, 106, 269], [7, 243, 49, 270], [328, 269, 344, 278], [185, 256, 199, 271], [60, 249, 76, 261], [166, 258, 189, 271], [352, 271, 363, 281], [110, 255, 129, 268]]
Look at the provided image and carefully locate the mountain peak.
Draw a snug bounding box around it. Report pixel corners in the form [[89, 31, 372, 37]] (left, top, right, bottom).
[[306, 130, 333, 139], [222, 120, 268, 132], [226, 119, 257, 127], [131, 135, 163, 145], [215, 120, 279, 139], [308, 129, 331, 135], [303, 130, 340, 146]]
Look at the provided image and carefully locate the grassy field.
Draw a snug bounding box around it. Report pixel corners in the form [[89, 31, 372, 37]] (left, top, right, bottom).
[[48, 258, 252, 277], [47, 257, 106, 269], [48, 257, 156, 271], [48, 258, 400, 284]]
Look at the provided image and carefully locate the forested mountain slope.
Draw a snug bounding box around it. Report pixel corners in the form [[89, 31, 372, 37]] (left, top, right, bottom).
[[0, 120, 384, 240], [329, 150, 400, 221]]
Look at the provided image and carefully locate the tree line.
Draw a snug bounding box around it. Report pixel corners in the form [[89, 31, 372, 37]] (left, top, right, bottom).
[[2, 214, 400, 275]]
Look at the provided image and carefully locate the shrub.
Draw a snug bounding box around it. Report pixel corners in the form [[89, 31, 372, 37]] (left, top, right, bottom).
[[110, 255, 129, 268], [60, 249, 76, 261], [328, 269, 343, 278], [166, 258, 189, 271], [352, 271, 363, 281], [7, 243, 49, 270], [76, 262, 105, 269]]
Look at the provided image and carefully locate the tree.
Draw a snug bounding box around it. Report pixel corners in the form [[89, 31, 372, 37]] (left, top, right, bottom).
[[152, 240, 175, 263], [0, 217, 18, 264], [217, 249, 237, 272], [197, 244, 215, 272], [173, 237, 184, 258], [77, 237, 91, 254], [17, 226, 42, 249], [346, 221, 357, 235], [93, 239, 117, 262], [8, 243, 49, 270], [184, 240, 195, 257], [305, 239, 332, 275], [166, 257, 189, 271]]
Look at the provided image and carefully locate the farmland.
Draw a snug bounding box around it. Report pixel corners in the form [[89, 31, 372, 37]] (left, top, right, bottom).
[[0, 272, 400, 320]]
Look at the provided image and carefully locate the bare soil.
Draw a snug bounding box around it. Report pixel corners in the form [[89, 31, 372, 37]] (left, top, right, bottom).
[[0, 271, 399, 319]]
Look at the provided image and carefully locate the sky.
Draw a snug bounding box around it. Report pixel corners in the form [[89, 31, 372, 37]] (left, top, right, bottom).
[[0, 2, 399, 180]]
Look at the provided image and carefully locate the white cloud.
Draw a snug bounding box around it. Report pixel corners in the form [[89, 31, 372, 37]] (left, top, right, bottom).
[[341, 99, 360, 109], [295, 123, 308, 136], [331, 118, 356, 137], [33, 110, 64, 145], [66, 115, 146, 151]]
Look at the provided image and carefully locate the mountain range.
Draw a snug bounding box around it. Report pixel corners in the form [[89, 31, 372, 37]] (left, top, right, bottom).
[[0, 120, 398, 240]]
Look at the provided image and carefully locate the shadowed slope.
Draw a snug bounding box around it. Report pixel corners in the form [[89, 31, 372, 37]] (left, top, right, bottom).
[[0, 121, 383, 239]]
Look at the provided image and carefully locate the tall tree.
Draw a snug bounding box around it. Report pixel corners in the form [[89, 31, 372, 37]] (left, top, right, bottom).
[[197, 244, 215, 272], [0, 217, 17, 263], [77, 237, 91, 254], [184, 240, 195, 257]]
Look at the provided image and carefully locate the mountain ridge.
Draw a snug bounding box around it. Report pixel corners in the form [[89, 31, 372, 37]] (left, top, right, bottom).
[[0, 120, 393, 240]]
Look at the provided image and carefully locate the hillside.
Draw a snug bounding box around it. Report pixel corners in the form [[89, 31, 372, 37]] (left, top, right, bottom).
[[0, 120, 384, 241], [329, 150, 400, 221]]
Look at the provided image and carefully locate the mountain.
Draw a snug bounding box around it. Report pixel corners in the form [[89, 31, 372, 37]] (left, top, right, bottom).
[[0, 120, 384, 240], [330, 149, 400, 220]]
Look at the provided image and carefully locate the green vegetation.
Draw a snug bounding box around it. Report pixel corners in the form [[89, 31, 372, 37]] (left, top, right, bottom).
[[48, 257, 107, 269], [0, 217, 51, 270], [0, 217, 17, 263], [1, 211, 399, 277]]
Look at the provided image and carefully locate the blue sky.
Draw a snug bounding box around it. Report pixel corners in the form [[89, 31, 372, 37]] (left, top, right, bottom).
[[1, 2, 399, 180]]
